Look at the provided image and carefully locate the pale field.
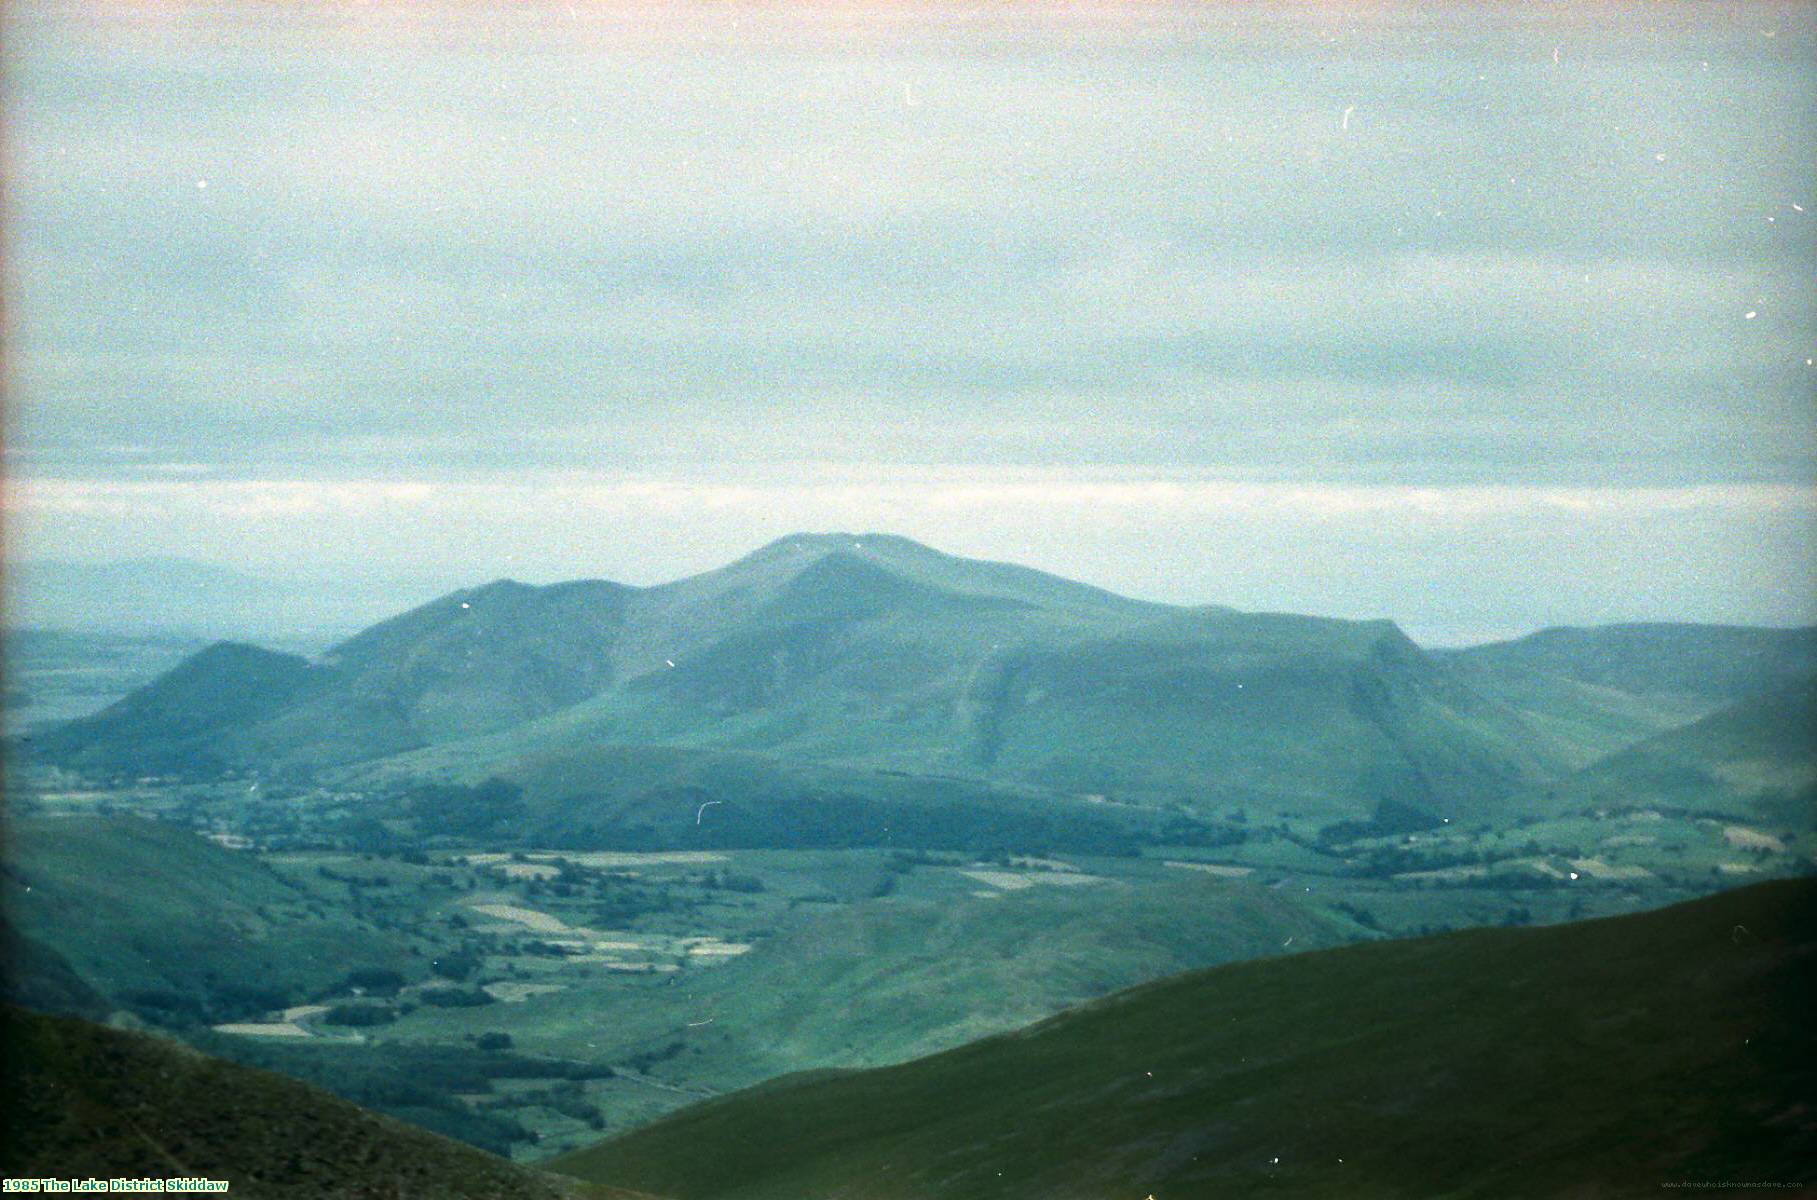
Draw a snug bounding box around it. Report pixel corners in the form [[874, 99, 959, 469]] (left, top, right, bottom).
[[212, 1021, 310, 1038], [462, 850, 729, 868], [1009, 856, 1078, 871], [1395, 864, 1490, 883], [493, 863, 561, 880], [1724, 826, 1786, 853], [468, 902, 575, 934], [281, 1004, 329, 1022], [1568, 857, 1654, 881], [959, 868, 1104, 891], [1163, 861, 1255, 878], [484, 981, 569, 1003]]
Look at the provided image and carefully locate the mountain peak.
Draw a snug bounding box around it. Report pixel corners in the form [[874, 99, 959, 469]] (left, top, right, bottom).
[[746, 532, 936, 563]]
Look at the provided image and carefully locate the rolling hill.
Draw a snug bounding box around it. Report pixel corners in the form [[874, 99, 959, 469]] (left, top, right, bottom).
[[0, 1004, 643, 1199], [2, 815, 417, 1025], [1441, 623, 1817, 768], [554, 878, 1817, 1200], [388, 871, 1350, 1096], [1541, 674, 1817, 825], [31, 534, 1569, 825]]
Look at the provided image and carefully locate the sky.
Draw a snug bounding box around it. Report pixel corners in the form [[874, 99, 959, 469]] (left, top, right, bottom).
[[4, 0, 1815, 644]]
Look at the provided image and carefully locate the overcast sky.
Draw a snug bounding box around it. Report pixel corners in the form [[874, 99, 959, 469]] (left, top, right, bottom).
[[5, 1, 1815, 643]]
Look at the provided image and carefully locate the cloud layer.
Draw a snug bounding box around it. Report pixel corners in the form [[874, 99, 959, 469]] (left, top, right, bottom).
[[5, 0, 1815, 636]]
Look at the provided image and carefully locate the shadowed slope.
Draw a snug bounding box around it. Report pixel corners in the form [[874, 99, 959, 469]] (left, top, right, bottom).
[[0, 1006, 652, 1199], [556, 879, 1817, 1200]]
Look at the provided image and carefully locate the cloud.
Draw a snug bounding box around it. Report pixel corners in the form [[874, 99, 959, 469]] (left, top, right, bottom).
[[4, 0, 1815, 632]]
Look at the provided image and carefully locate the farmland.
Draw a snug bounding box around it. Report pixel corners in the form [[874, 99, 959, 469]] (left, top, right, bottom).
[[7, 762, 1811, 1161]]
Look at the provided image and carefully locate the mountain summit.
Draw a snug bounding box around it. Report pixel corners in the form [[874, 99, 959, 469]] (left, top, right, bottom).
[[26, 535, 1610, 826]]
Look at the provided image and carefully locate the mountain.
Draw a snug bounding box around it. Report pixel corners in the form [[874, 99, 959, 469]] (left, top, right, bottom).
[[2, 628, 204, 736], [32, 534, 1566, 825], [0, 1005, 645, 1199], [1441, 623, 1817, 768], [554, 878, 1817, 1200], [29, 642, 326, 776], [2, 815, 416, 1026], [1541, 674, 1817, 826], [1448, 623, 1817, 704]]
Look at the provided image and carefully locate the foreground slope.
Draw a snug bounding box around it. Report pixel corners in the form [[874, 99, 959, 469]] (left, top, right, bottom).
[[0, 1005, 645, 1199], [557, 879, 1817, 1200]]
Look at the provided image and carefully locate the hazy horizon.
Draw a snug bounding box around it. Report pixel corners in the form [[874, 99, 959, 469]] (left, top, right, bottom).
[[6, 0, 1816, 645]]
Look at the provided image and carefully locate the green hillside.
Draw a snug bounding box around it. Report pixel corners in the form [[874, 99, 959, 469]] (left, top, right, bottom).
[[369, 741, 1207, 854], [1448, 623, 1817, 703], [2, 628, 203, 736], [28, 641, 325, 776], [35, 540, 1817, 841], [386, 871, 1347, 1097], [1443, 624, 1817, 768], [1543, 675, 1817, 825], [0, 915, 111, 1020], [0, 1005, 643, 1199], [36, 534, 1575, 827], [2, 815, 416, 1025], [555, 879, 1817, 1200]]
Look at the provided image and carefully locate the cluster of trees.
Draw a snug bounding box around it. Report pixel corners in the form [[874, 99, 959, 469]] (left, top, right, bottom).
[[405, 778, 528, 839]]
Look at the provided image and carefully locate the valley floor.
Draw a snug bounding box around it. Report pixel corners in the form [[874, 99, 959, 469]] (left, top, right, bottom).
[[6, 773, 1810, 1161]]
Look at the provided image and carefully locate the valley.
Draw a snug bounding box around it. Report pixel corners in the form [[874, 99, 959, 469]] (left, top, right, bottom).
[[5, 769, 1808, 1161], [4, 536, 1813, 1179]]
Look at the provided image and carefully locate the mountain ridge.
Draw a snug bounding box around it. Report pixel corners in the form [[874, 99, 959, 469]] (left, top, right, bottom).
[[27, 535, 1817, 832]]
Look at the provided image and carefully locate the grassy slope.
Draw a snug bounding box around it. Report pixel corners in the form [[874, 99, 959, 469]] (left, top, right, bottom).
[[556, 879, 1817, 1200], [0, 1005, 649, 1199], [36, 536, 1563, 823], [366, 740, 1182, 853], [1543, 675, 1817, 825], [26, 641, 324, 775], [2, 815, 415, 1017], [1442, 624, 1817, 768], [407, 874, 1348, 1093]]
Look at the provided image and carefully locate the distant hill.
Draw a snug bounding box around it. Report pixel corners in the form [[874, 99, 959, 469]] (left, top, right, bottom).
[[1, 628, 204, 735], [0, 1005, 643, 1199], [1442, 624, 1817, 768], [2, 816, 416, 1026], [32, 534, 1567, 825], [1542, 674, 1817, 825], [555, 879, 1817, 1200], [29, 642, 327, 776]]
